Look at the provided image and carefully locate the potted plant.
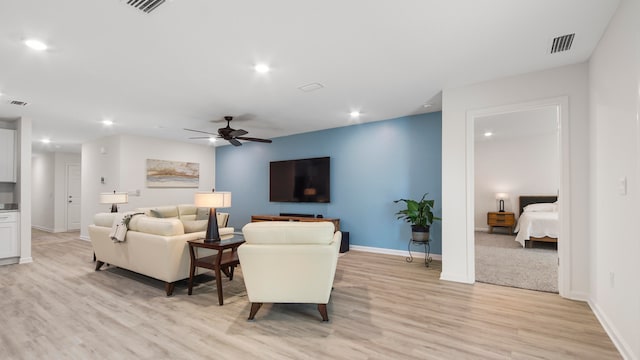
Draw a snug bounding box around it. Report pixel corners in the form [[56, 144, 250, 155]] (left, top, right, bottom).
[[394, 193, 441, 241]]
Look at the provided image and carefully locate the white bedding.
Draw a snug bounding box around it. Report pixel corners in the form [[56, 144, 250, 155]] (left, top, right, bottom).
[[514, 211, 559, 247]]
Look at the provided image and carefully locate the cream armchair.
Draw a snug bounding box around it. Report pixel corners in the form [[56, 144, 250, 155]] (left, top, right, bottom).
[[238, 221, 342, 321]]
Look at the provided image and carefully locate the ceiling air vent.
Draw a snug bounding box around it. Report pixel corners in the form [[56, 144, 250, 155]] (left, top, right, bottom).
[[550, 33, 575, 54], [126, 0, 166, 14], [9, 100, 28, 106]]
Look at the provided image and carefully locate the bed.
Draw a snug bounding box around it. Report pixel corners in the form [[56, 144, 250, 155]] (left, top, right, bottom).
[[514, 195, 558, 248]]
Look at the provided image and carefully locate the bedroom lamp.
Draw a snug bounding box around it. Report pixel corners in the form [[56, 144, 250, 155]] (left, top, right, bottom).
[[99, 191, 128, 213], [194, 190, 232, 243], [495, 193, 509, 212]]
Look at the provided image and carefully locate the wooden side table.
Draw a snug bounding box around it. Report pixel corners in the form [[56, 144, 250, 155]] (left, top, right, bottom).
[[187, 233, 245, 305], [487, 212, 515, 234]]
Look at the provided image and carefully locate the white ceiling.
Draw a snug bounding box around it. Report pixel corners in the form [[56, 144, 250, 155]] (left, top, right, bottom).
[[0, 0, 619, 152]]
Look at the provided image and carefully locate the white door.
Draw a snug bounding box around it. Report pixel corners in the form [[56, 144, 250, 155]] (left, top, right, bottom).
[[66, 164, 81, 231]]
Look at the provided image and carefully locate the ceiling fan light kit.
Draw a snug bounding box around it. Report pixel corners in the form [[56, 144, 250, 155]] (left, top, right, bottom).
[[185, 116, 272, 147]]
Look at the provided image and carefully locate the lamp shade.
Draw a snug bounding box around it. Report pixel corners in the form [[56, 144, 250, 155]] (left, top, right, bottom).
[[99, 192, 128, 204], [495, 192, 509, 200], [194, 191, 232, 208]]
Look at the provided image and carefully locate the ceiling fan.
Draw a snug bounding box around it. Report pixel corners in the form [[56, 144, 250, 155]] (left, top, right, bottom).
[[184, 116, 273, 146]]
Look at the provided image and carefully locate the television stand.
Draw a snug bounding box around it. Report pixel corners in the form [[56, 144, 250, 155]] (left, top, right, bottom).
[[251, 215, 340, 232]]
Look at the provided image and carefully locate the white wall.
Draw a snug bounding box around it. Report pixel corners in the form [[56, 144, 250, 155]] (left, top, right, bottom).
[[589, 0, 639, 358], [475, 131, 559, 229], [442, 63, 589, 299], [80, 134, 216, 239], [31, 152, 55, 231]]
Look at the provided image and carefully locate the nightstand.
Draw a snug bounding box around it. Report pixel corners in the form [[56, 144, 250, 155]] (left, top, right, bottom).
[[487, 212, 515, 234]]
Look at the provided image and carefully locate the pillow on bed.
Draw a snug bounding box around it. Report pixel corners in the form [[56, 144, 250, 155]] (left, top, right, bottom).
[[523, 203, 556, 212]]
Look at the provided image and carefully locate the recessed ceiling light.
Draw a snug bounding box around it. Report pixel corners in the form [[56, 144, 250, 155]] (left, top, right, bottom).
[[350, 111, 361, 118], [484, 131, 493, 137], [41, 138, 51, 144], [24, 39, 48, 51], [423, 104, 433, 108], [208, 138, 216, 143], [102, 120, 113, 126], [254, 63, 270, 74]]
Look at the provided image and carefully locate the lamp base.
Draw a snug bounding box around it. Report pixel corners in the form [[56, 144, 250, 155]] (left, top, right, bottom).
[[204, 207, 220, 243], [111, 204, 118, 213]]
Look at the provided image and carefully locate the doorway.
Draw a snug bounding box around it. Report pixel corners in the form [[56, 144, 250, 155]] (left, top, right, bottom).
[[66, 164, 81, 231], [473, 107, 560, 292], [465, 96, 571, 297]]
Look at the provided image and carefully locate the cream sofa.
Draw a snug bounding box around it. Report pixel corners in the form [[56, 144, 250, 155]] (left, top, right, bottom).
[[88, 204, 232, 296], [238, 221, 342, 321]]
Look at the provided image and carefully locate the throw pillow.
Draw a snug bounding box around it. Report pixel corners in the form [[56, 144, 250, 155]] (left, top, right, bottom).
[[195, 207, 210, 220]]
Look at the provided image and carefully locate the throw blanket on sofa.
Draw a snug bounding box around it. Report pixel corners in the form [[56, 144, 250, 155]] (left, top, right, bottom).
[[109, 212, 143, 242]]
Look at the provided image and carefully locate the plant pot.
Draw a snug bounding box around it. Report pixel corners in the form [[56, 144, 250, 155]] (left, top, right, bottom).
[[411, 225, 430, 242]]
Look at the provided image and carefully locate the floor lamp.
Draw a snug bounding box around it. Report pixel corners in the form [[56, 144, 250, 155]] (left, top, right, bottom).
[[194, 190, 232, 242]]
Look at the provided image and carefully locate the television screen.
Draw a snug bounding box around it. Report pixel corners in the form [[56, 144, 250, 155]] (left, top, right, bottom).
[[270, 157, 330, 203]]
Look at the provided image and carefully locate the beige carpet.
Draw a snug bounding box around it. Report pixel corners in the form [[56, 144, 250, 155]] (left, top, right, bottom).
[[475, 231, 558, 293]]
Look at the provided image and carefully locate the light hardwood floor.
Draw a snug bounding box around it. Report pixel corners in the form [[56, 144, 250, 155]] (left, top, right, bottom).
[[0, 230, 620, 359]]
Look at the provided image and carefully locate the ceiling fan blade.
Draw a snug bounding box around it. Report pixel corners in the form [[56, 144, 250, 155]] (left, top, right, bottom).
[[184, 128, 217, 136], [236, 136, 273, 143], [229, 129, 248, 137], [189, 136, 212, 139], [229, 138, 242, 146]]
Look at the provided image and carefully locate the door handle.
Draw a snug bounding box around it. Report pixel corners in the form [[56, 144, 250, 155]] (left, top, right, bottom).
[[68, 200, 72, 203]]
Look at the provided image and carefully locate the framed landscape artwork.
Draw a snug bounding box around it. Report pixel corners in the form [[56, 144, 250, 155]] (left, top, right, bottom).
[[146, 159, 199, 188]]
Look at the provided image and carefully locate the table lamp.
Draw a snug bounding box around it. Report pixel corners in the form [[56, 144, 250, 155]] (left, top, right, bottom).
[[100, 191, 128, 213], [194, 190, 232, 242], [495, 192, 509, 212]]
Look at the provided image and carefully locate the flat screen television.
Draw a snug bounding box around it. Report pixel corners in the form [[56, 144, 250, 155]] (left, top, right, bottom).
[[269, 157, 330, 203]]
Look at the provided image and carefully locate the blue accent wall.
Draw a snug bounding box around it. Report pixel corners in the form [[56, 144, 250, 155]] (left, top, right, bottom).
[[216, 112, 442, 254]]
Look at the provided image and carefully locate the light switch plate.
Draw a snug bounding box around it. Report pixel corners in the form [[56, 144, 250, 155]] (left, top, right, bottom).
[[618, 176, 627, 195]]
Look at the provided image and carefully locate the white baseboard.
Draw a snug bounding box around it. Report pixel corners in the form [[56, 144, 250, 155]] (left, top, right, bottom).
[[32, 225, 54, 232], [0, 257, 19, 266], [349, 244, 442, 261], [19, 256, 33, 264], [589, 299, 635, 360], [475, 227, 489, 232], [79, 235, 90, 242]]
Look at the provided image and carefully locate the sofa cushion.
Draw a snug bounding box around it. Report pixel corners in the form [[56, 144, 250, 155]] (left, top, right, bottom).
[[94, 212, 117, 227], [182, 220, 208, 233], [128, 215, 184, 236], [242, 221, 335, 245], [177, 204, 197, 221], [148, 206, 179, 219], [196, 207, 210, 220]]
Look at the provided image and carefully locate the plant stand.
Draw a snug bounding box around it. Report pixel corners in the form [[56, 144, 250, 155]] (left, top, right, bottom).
[[406, 239, 432, 267]]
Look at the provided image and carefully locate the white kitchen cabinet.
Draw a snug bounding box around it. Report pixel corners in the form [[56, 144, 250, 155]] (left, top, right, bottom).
[[0, 129, 16, 182], [0, 212, 18, 259]]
